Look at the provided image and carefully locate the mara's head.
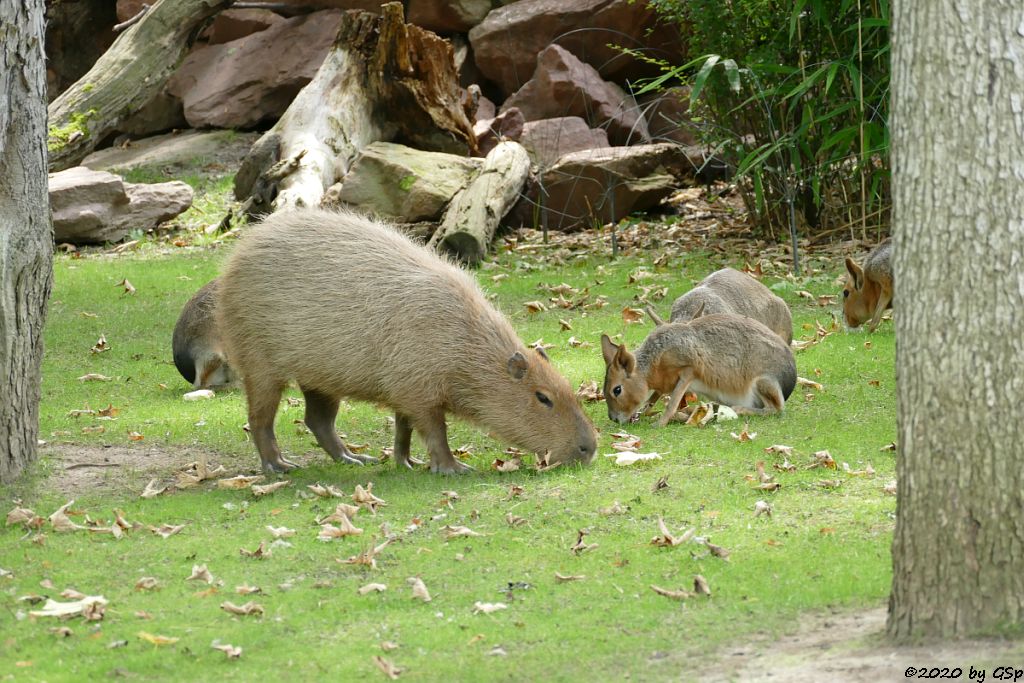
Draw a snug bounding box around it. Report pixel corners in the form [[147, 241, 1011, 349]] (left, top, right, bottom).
[[842, 257, 873, 328], [484, 347, 597, 466], [600, 335, 648, 424]]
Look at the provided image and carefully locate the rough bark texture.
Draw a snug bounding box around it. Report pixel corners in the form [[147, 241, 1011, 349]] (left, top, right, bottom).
[[46, 0, 232, 171], [888, 0, 1024, 640], [430, 141, 530, 265], [1, 0, 53, 483]]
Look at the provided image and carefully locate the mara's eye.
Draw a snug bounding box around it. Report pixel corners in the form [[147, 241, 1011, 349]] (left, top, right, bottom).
[[612, 385, 623, 397], [536, 392, 553, 408], [843, 289, 850, 298]]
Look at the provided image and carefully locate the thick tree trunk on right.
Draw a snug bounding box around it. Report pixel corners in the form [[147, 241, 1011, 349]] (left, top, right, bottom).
[[0, 0, 53, 483], [46, 0, 231, 171], [888, 0, 1024, 640]]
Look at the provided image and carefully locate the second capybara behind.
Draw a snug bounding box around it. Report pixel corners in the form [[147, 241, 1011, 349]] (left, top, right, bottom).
[[217, 208, 597, 474]]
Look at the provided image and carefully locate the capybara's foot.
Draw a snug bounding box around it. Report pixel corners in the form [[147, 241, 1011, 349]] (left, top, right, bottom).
[[262, 455, 300, 474], [351, 453, 380, 465], [398, 455, 425, 469], [430, 459, 474, 475]]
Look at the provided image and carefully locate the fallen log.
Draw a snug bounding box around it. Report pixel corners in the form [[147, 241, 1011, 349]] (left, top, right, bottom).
[[47, 0, 232, 171], [429, 141, 530, 265]]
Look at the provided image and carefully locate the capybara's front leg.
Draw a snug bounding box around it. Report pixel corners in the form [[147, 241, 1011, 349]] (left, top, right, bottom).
[[415, 410, 473, 474], [246, 377, 298, 474], [302, 389, 379, 466], [393, 413, 424, 469]]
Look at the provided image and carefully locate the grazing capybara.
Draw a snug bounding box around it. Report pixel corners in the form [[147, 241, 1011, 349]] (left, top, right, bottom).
[[217, 208, 597, 474], [662, 267, 793, 345], [843, 239, 893, 331], [172, 279, 237, 389], [601, 311, 797, 427]]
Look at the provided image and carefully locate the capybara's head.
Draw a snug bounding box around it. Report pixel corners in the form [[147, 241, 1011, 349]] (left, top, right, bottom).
[[842, 257, 872, 328], [601, 335, 648, 424], [487, 347, 597, 465]]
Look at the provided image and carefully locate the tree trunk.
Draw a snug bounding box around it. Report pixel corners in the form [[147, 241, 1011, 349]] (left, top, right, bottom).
[[0, 0, 53, 484], [430, 141, 530, 265], [46, 0, 231, 171], [888, 0, 1024, 640]]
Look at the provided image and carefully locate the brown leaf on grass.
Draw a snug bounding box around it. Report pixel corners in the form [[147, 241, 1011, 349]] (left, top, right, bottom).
[[566, 336, 590, 348], [842, 462, 876, 477], [704, 541, 730, 560], [135, 577, 159, 591], [90, 335, 110, 354], [693, 574, 712, 596], [97, 404, 119, 418], [554, 572, 585, 582], [604, 451, 662, 466], [868, 379, 881, 387], [524, 300, 547, 313], [650, 518, 695, 548], [137, 631, 178, 647], [235, 584, 262, 596], [116, 279, 136, 295], [220, 601, 264, 617], [127, 431, 144, 442], [373, 656, 403, 680], [817, 479, 842, 489], [317, 503, 362, 525], [61, 588, 86, 600], [77, 373, 112, 382], [796, 290, 814, 300], [30, 595, 108, 620], [530, 338, 555, 351], [599, 501, 627, 516], [7, 506, 43, 529], [380, 641, 399, 652], [340, 538, 391, 570], [505, 513, 527, 528], [807, 450, 837, 470], [621, 306, 645, 324], [755, 482, 782, 492], [772, 459, 797, 473], [318, 516, 364, 540], [491, 457, 521, 473], [534, 451, 562, 472], [49, 626, 74, 638], [473, 601, 507, 614], [407, 577, 431, 602], [442, 525, 484, 540], [186, 564, 214, 584], [764, 444, 794, 456], [239, 541, 270, 559], [505, 484, 525, 500], [610, 433, 641, 451], [217, 475, 264, 490], [882, 480, 898, 496], [796, 376, 823, 391], [754, 500, 773, 518], [575, 380, 603, 402], [558, 318, 573, 331], [880, 442, 897, 452], [650, 585, 694, 600], [49, 500, 85, 533], [149, 524, 186, 539], [251, 481, 290, 497], [651, 475, 670, 493], [307, 483, 346, 498], [754, 460, 774, 484], [139, 478, 166, 499], [358, 583, 387, 595], [730, 424, 757, 442], [212, 642, 243, 659], [266, 525, 295, 539], [67, 407, 98, 417], [570, 529, 598, 555], [353, 483, 387, 514], [80, 425, 105, 434]]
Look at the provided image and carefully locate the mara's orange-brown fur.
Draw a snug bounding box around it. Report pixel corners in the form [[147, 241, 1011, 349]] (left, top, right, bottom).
[[172, 279, 237, 389], [843, 239, 893, 331], [666, 267, 793, 344], [601, 313, 797, 427], [217, 208, 597, 474]]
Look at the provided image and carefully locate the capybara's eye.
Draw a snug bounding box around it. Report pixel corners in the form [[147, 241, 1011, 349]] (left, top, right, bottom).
[[612, 385, 623, 397], [535, 392, 553, 408]]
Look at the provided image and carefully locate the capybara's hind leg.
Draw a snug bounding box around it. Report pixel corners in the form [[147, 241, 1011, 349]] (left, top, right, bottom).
[[734, 377, 785, 416], [414, 410, 473, 474], [302, 389, 379, 466], [393, 413, 424, 469], [245, 376, 297, 474]]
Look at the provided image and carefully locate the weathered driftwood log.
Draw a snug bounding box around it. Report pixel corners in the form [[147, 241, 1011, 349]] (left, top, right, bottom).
[[235, 2, 475, 214], [46, 0, 231, 171], [429, 141, 530, 265]]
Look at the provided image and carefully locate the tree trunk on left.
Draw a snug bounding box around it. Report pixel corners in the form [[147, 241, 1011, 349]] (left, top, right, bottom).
[[0, 0, 53, 483]]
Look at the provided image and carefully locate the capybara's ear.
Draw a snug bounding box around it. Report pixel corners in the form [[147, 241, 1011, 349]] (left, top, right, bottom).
[[534, 346, 550, 362], [507, 352, 529, 380], [690, 302, 706, 321], [845, 257, 864, 290], [614, 344, 636, 376], [600, 334, 618, 366]]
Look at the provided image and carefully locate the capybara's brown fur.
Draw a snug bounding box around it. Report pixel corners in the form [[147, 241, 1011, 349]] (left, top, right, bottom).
[[601, 313, 797, 427], [667, 268, 793, 345], [172, 279, 237, 389], [843, 239, 893, 331], [217, 208, 597, 474]]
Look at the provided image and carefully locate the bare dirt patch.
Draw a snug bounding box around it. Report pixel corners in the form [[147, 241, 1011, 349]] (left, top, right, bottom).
[[696, 606, 1024, 682]]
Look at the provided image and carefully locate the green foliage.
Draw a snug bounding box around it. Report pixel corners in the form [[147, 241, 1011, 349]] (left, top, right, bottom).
[[47, 109, 97, 153], [643, 0, 890, 240], [1, 244, 897, 679]]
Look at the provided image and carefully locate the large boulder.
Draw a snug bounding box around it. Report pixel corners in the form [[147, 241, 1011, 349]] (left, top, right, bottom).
[[407, 0, 492, 34], [206, 8, 285, 45], [473, 107, 525, 156], [82, 130, 260, 175], [167, 10, 344, 129], [519, 117, 610, 167], [50, 167, 193, 245], [469, 0, 684, 97], [640, 86, 701, 146], [501, 45, 649, 146], [507, 143, 693, 232], [334, 142, 482, 222]]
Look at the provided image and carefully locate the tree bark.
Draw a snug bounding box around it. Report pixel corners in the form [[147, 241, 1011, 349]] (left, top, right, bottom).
[[430, 141, 530, 265], [888, 0, 1024, 640], [46, 0, 232, 171], [0, 0, 53, 483]]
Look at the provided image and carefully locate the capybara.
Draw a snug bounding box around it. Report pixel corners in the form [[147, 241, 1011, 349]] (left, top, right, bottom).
[[663, 268, 793, 345], [843, 239, 893, 331], [601, 312, 796, 426], [217, 208, 598, 474], [172, 279, 237, 389]]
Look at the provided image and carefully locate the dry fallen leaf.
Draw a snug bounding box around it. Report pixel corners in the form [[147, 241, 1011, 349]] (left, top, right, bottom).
[[220, 601, 264, 617], [704, 540, 731, 560], [764, 444, 794, 456], [505, 513, 527, 528], [212, 642, 243, 659], [730, 424, 757, 442], [90, 335, 110, 354], [127, 431, 144, 442], [491, 457, 521, 473], [408, 577, 431, 602], [358, 583, 387, 595], [373, 656, 403, 680], [880, 442, 897, 452], [7, 506, 43, 529], [266, 525, 295, 539], [817, 479, 842, 489], [239, 541, 270, 559], [505, 485, 525, 500], [599, 501, 627, 516], [339, 538, 391, 570], [755, 482, 782, 491], [754, 460, 774, 484], [554, 572, 585, 582], [77, 373, 112, 382], [116, 278, 136, 295], [524, 300, 547, 313], [49, 626, 74, 638], [250, 480, 289, 497], [621, 306, 645, 324], [217, 475, 264, 490], [883, 480, 898, 496], [610, 434, 642, 451], [570, 529, 598, 555], [797, 377, 824, 391], [183, 389, 215, 401], [472, 601, 508, 614], [693, 574, 712, 596], [235, 584, 262, 596], [650, 518, 695, 548], [186, 564, 214, 584], [149, 523, 185, 539], [807, 450, 837, 470], [96, 403, 118, 416], [651, 475, 670, 493], [30, 595, 108, 620], [48, 500, 85, 533], [604, 451, 662, 466], [754, 500, 773, 519], [380, 641, 399, 652], [307, 483, 346, 498], [135, 577, 159, 591], [137, 631, 178, 647], [558, 318, 573, 331], [352, 483, 387, 514], [650, 585, 693, 600], [442, 525, 484, 540], [575, 380, 603, 402], [318, 516, 364, 540]]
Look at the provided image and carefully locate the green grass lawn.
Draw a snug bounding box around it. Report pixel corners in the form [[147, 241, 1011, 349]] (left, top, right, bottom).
[[1, 230, 896, 681]]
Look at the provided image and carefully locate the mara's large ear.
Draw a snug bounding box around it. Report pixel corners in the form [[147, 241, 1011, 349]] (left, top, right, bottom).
[[690, 301, 706, 321], [614, 343, 636, 376], [600, 334, 618, 366], [645, 306, 667, 326], [507, 351, 529, 380], [845, 257, 864, 290]]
